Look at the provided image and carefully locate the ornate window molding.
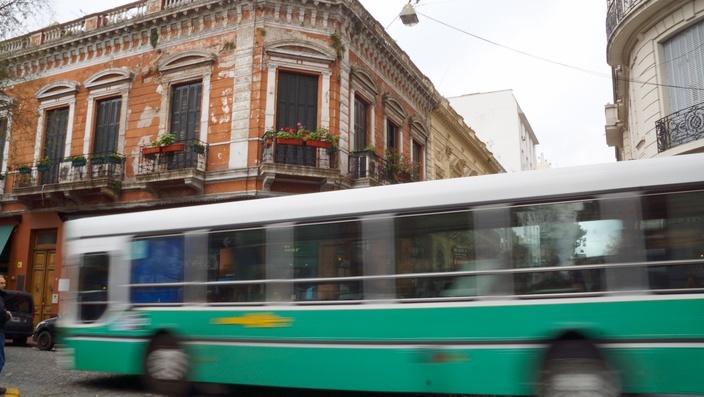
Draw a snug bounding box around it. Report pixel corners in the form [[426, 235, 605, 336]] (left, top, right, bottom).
[[35, 81, 79, 161], [156, 51, 215, 142], [83, 69, 133, 157]]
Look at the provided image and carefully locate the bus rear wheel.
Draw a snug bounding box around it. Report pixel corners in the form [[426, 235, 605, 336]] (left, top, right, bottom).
[[143, 334, 191, 396], [539, 358, 619, 397]]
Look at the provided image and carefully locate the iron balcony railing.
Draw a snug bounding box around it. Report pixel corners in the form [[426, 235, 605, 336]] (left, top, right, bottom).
[[606, 0, 644, 38], [655, 102, 704, 152], [348, 150, 421, 185], [13, 152, 125, 189], [261, 140, 339, 170], [138, 138, 207, 175]]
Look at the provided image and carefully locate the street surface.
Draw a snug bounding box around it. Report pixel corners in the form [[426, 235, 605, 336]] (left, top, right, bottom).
[[0, 341, 423, 397]]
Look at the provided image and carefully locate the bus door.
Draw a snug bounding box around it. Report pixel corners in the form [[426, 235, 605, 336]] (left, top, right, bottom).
[[63, 236, 131, 322]]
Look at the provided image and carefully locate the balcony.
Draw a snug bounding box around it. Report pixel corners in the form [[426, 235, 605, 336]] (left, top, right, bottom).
[[259, 139, 340, 192], [12, 152, 125, 208], [655, 102, 704, 153], [348, 150, 421, 186], [136, 139, 207, 197], [606, 0, 645, 38]]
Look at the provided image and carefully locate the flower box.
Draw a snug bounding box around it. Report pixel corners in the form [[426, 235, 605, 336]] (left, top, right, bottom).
[[162, 143, 185, 153], [190, 143, 205, 154], [142, 146, 162, 156], [71, 158, 87, 167], [277, 138, 304, 146], [18, 167, 31, 174], [306, 140, 332, 149]]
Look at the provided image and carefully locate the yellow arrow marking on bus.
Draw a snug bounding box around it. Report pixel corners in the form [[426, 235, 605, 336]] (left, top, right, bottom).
[[212, 313, 293, 328]]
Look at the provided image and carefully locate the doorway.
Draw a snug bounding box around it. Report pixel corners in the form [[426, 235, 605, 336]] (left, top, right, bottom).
[[30, 230, 57, 324]]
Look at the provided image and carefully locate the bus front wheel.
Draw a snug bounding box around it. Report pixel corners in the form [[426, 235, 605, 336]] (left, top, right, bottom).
[[539, 358, 619, 397], [143, 334, 191, 396]]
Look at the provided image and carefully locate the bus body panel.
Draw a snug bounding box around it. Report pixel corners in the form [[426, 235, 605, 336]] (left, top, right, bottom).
[[60, 295, 704, 395]]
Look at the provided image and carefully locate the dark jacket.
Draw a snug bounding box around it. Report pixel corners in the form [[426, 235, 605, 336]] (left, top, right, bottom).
[[0, 290, 7, 334]]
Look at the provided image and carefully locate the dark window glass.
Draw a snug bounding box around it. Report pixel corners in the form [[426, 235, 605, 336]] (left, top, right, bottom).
[[643, 190, 704, 291], [78, 253, 109, 323], [354, 97, 368, 151], [0, 118, 6, 167], [292, 221, 363, 301], [207, 229, 266, 303], [386, 120, 397, 151], [93, 97, 121, 155], [42, 107, 69, 184], [170, 81, 202, 141], [275, 72, 318, 166]]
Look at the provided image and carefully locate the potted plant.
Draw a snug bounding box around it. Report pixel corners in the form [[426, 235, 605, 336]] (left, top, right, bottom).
[[274, 123, 305, 146], [17, 164, 32, 174], [305, 126, 340, 149], [36, 156, 51, 171], [190, 141, 205, 154], [106, 153, 125, 164], [153, 133, 184, 153], [69, 155, 87, 167], [90, 153, 107, 164]]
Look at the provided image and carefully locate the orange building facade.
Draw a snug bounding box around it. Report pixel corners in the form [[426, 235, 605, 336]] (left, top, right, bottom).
[[0, 0, 498, 323]]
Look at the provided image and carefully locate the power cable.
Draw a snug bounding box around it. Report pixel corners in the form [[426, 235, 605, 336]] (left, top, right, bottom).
[[412, 10, 704, 92]]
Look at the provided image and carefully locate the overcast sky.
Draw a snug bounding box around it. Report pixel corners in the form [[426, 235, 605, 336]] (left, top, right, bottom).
[[50, 0, 615, 168]]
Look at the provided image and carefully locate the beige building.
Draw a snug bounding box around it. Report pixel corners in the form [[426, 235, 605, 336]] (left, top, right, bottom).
[[605, 0, 704, 160], [430, 97, 503, 180]]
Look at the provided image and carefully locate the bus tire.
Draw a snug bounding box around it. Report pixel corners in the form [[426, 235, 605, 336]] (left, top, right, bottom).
[[143, 334, 191, 397], [539, 357, 619, 397]]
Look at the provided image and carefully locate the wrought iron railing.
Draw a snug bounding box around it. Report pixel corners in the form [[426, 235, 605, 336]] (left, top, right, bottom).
[[348, 150, 421, 184], [606, 0, 644, 38], [261, 139, 339, 170], [655, 102, 704, 152], [13, 152, 125, 189], [138, 138, 207, 175]]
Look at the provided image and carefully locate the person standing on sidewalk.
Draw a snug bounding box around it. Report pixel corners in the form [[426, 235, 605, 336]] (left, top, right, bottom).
[[0, 275, 12, 395]]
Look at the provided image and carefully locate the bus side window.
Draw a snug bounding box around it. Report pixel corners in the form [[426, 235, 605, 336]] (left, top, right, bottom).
[[643, 191, 704, 291], [130, 236, 184, 304], [207, 228, 266, 303], [394, 211, 474, 299], [292, 221, 362, 301]]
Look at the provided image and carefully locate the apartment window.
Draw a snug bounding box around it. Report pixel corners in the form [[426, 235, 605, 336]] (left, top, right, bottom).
[[42, 108, 69, 184], [170, 81, 202, 141], [276, 72, 318, 166], [0, 118, 6, 171], [354, 97, 368, 151], [664, 20, 704, 113], [412, 139, 423, 180], [93, 97, 121, 155], [386, 120, 398, 152]]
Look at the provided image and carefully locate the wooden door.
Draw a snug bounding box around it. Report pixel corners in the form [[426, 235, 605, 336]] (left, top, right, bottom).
[[31, 249, 55, 324]]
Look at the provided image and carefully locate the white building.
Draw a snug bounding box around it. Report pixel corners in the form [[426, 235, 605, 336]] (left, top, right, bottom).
[[605, 0, 704, 160], [449, 90, 539, 172]]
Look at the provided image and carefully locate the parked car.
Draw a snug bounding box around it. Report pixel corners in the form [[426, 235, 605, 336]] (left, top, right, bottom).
[[33, 315, 57, 351], [3, 290, 34, 346]]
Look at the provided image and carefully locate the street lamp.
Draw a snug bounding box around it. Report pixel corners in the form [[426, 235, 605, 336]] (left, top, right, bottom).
[[400, 2, 419, 27]]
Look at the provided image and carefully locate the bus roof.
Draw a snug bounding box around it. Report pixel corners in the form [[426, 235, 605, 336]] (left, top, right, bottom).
[[64, 154, 704, 239]]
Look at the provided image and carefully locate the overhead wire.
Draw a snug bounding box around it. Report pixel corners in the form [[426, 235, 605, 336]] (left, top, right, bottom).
[[386, 5, 704, 93]]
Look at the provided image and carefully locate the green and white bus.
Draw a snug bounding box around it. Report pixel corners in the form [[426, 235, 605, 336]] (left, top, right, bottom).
[[58, 154, 704, 396]]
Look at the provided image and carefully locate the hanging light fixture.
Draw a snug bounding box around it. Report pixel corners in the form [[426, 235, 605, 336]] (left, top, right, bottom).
[[400, 1, 419, 27]]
